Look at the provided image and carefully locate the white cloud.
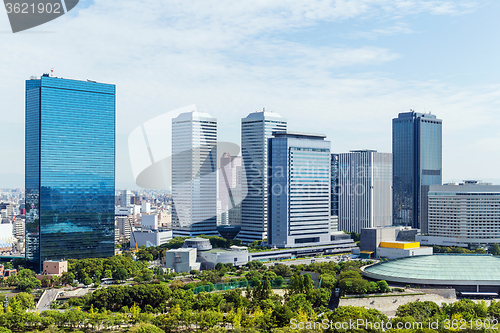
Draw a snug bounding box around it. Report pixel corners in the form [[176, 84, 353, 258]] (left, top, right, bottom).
[[0, 0, 494, 186], [348, 23, 415, 39]]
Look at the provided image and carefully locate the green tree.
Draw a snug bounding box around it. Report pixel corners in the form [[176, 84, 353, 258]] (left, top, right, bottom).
[[246, 261, 265, 270], [367, 281, 379, 293], [272, 264, 292, 277], [61, 271, 75, 285], [201, 270, 222, 284], [83, 276, 93, 287], [11, 292, 35, 310], [377, 280, 390, 293], [489, 300, 500, 319], [328, 305, 388, 332], [128, 323, 164, 333], [319, 273, 336, 290], [104, 269, 112, 279], [396, 301, 441, 321], [113, 267, 129, 281], [13, 269, 41, 292], [491, 243, 500, 255], [287, 294, 313, 314], [270, 304, 294, 328]]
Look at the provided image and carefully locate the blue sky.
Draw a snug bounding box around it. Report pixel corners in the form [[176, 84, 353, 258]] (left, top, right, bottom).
[[0, 0, 499, 188]]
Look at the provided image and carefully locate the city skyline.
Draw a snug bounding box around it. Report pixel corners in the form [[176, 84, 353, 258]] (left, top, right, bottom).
[[2, 1, 500, 189]]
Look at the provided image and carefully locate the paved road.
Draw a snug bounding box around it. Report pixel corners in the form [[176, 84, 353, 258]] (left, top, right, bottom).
[[37, 289, 62, 312]]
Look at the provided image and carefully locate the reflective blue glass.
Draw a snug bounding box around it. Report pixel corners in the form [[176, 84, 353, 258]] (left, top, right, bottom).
[[392, 112, 442, 232], [25, 76, 115, 272]]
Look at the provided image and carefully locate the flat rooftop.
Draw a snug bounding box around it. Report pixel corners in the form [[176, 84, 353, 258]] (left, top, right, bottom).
[[272, 131, 326, 139], [167, 248, 195, 252]]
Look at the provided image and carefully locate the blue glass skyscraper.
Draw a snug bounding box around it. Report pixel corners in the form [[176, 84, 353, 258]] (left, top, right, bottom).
[[25, 74, 115, 272], [392, 111, 442, 232]]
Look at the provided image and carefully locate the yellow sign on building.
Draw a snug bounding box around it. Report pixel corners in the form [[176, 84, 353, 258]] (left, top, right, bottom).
[[379, 241, 420, 249]]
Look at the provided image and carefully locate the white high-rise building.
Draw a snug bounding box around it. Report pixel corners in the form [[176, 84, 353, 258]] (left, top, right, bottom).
[[121, 190, 132, 208], [238, 111, 287, 244], [171, 110, 218, 237], [141, 202, 151, 214], [218, 153, 243, 226], [337, 150, 392, 233]]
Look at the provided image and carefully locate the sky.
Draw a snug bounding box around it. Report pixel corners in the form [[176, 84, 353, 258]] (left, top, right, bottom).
[[1, 0, 500, 189]]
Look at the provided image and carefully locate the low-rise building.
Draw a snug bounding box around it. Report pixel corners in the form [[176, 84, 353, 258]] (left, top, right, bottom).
[[0, 265, 17, 279], [164, 248, 201, 273], [42, 260, 68, 275], [131, 229, 173, 248], [359, 226, 427, 258], [36, 260, 68, 280], [376, 241, 433, 259], [197, 246, 249, 269]]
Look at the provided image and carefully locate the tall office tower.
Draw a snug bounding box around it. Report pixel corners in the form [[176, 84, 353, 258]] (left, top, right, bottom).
[[218, 153, 242, 225], [171, 111, 218, 237], [338, 150, 392, 234], [392, 111, 442, 232], [331, 154, 339, 232], [25, 74, 115, 272], [238, 111, 287, 244], [121, 190, 133, 207], [268, 132, 331, 248]]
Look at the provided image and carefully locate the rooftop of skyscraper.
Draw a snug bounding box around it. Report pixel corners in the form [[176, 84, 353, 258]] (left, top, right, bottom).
[[396, 110, 440, 121], [272, 131, 326, 139], [173, 109, 216, 121], [242, 110, 285, 120], [349, 149, 378, 153]]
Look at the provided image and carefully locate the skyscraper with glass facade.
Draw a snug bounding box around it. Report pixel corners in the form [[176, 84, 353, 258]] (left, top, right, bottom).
[[330, 154, 340, 233], [337, 150, 392, 233], [392, 111, 442, 232], [268, 132, 331, 248], [25, 75, 115, 272], [331, 154, 339, 216], [171, 110, 218, 237], [238, 111, 287, 244]]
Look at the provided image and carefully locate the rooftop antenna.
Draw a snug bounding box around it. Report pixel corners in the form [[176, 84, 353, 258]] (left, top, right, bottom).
[[263, 108, 265, 112], [50, 68, 54, 77]]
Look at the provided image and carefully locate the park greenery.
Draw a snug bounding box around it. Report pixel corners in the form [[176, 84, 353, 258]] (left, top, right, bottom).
[[2, 280, 500, 332], [0, 256, 407, 332], [433, 244, 500, 255], [4, 239, 500, 332]]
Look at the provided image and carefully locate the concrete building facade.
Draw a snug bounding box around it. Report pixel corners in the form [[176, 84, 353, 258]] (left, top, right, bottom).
[[337, 150, 392, 233], [239, 111, 287, 244], [268, 132, 331, 248], [425, 181, 500, 245], [171, 111, 218, 237]]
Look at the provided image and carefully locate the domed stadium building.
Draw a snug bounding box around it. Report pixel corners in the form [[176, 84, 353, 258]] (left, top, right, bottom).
[[362, 254, 500, 295]]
